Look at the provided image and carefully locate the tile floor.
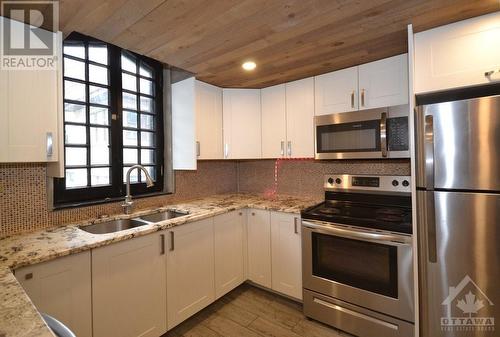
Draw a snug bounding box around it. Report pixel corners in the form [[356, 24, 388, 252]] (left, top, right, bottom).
[[164, 283, 350, 337]]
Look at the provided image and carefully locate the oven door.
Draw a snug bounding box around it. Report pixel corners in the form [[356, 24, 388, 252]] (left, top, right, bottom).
[[302, 220, 414, 322]]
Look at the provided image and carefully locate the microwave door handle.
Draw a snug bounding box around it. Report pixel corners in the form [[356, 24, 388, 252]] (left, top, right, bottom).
[[380, 112, 387, 157]]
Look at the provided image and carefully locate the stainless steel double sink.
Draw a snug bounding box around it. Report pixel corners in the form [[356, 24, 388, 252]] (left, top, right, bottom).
[[79, 209, 189, 234]]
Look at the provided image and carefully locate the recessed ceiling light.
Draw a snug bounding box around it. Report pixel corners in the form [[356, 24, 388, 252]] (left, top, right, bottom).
[[242, 61, 256, 71]]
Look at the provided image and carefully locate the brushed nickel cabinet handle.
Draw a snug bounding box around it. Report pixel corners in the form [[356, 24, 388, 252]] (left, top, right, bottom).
[[361, 89, 365, 107], [160, 234, 165, 255], [169, 232, 175, 251], [287, 141, 292, 157], [46, 132, 53, 158], [350, 91, 355, 108], [224, 143, 229, 159], [25, 272, 33, 280], [280, 141, 285, 156], [294, 217, 299, 234], [485, 69, 500, 77], [196, 141, 200, 157]]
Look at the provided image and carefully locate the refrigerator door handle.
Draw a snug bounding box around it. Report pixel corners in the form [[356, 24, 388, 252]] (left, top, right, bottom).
[[426, 192, 437, 263], [424, 114, 434, 189]]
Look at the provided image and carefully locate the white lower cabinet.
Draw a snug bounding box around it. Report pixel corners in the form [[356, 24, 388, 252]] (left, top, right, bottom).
[[271, 212, 303, 300], [214, 210, 246, 299], [15, 252, 92, 337], [247, 209, 272, 288], [92, 232, 167, 337], [167, 217, 215, 329]]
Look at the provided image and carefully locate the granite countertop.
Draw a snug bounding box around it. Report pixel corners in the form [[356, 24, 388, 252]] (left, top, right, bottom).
[[0, 193, 319, 337]]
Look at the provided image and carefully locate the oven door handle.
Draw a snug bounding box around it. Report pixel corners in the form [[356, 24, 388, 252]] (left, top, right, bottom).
[[302, 221, 412, 245]]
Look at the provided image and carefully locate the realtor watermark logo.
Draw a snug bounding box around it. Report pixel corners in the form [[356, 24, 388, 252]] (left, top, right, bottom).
[[441, 275, 495, 333], [1, 0, 59, 70]]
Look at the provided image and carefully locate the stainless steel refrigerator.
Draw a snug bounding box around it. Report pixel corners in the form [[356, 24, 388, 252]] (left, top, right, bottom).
[[416, 95, 500, 337]]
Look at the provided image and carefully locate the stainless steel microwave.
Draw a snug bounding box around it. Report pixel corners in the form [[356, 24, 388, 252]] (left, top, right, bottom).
[[314, 105, 410, 159]]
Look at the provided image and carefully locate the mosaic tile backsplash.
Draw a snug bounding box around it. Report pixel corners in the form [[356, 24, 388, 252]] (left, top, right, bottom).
[[0, 159, 410, 237], [0, 161, 238, 237]]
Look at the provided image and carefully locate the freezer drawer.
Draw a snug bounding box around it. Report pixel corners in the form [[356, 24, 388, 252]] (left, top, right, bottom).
[[418, 191, 500, 337], [303, 289, 414, 337], [416, 95, 500, 191]]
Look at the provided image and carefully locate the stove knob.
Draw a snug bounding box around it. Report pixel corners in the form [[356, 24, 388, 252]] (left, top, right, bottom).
[[392, 180, 399, 187], [402, 180, 410, 187], [327, 178, 334, 185], [335, 178, 342, 185]]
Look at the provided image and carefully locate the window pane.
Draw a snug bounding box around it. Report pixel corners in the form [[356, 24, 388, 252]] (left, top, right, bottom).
[[139, 78, 153, 95], [89, 85, 109, 105], [121, 54, 136, 73], [140, 96, 153, 112], [122, 92, 137, 110], [64, 44, 85, 59], [90, 127, 109, 165], [140, 166, 156, 182], [64, 57, 85, 80], [65, 125, 87, 144], [139, 64, 152, 78], [65, 168, 87, 188], [141, 149, 154, 164], [91, 167, 110, 186], [88, 45, 108, 65], [122, 73, 137, 92], [141, 131, 155, 147], [64, 103, 86, 124], [140, 114, 154, 130], [123, 130, 138, 146], [89, 64, 108, 85], [65, 147, 87, 166], [123, 148, 138, 165], [123, 167, 139, 183], [123, 111, 138, 128], [89, 106, 109, 125], [64, 80, 86, 102]]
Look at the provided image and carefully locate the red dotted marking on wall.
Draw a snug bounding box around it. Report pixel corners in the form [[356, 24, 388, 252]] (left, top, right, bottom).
[[263, 157, 315, 199]]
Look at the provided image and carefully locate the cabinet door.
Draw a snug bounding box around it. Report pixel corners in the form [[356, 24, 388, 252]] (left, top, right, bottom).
[[167, 218, 215, 329], [222, 89, 262, 159], [195, 80, 223, 159], [261, 84, 286, 158], [415, 12, 500, 94], [172, 77, 197, 170], [247, 209, 272, 288], [92, 232, 167, 337], [358, 54, 408, 110], [15, 252, 92, 337], [271, 212, 302, 300], [214, 210, 245, 299], [314, 66, 358, 115], [286, 78, 315, 158]]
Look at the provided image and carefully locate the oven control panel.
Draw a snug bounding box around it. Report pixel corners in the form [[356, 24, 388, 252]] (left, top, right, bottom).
[[324, 174, 411, 194]]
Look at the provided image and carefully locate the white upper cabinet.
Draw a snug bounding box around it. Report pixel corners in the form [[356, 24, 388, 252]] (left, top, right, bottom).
[[270, 212, 302, 300], [314, 66, 358, 115], [414, 12, 500, 94], [15, 252, 92, 337], [285, 78, 315, 158], [92, 232, 167, 337], [214, 210, 246, 299], [0, 18, 62, 163], [222, 88, 262, 159], [195, 80, 223, 159], [172, 77, 197, 170], [261, 84, 287, 158], [358, 54, 408, 110]]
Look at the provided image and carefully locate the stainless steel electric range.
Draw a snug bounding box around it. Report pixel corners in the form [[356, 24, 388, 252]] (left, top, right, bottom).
[[301, 174, 415, 337]]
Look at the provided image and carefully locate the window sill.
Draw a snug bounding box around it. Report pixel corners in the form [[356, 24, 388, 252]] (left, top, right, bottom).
[[52, 190, 173, 211]]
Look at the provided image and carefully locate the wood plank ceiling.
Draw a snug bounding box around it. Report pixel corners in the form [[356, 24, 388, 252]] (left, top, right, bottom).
[[8, 0, 500, 88]]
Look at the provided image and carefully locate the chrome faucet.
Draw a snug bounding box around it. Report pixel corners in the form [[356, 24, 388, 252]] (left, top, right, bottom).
[[122, 165, 154, 214]]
